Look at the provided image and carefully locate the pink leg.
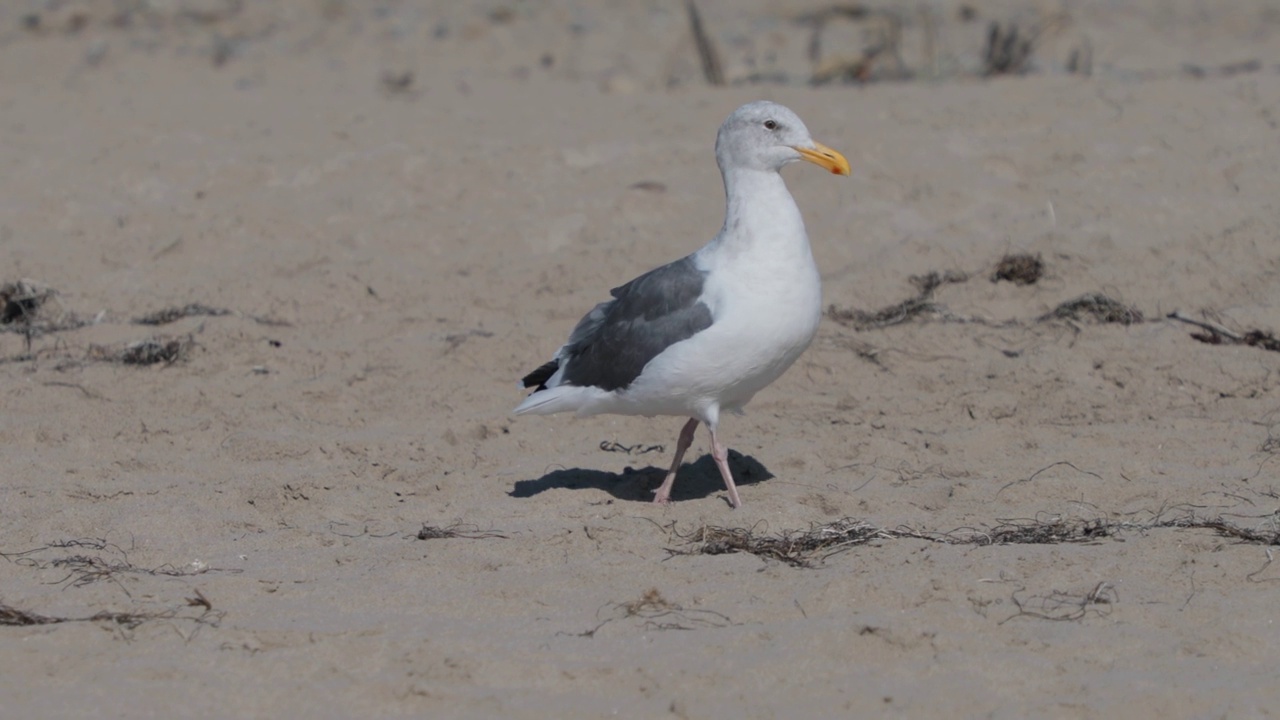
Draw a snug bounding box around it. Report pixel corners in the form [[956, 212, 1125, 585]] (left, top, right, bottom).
[[653, 418, 699, 505], [708, 427, 743, 509]]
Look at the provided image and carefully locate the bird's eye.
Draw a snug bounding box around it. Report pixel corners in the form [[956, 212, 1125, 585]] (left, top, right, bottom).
[[763, 119, 778, 131]]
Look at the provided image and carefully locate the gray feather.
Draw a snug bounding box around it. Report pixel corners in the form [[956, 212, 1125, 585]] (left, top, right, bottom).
[[556, 255, 713, 392]]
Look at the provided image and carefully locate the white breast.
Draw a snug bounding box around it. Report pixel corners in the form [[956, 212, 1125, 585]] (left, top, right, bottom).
[[609, 166, 825, 419]]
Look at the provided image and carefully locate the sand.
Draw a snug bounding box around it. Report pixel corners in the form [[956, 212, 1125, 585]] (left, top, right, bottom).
[[2, 1, 1279, 717]]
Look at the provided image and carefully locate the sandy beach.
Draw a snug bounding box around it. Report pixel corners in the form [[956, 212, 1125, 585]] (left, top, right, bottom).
[[2, 1, 1279, 717]]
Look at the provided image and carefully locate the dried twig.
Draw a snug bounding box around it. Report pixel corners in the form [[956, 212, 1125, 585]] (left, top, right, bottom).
[[415, 523, 508, 540], [1038, 293, 1143, 325], [670, 517, 915, 567], [1169, 311, 1280, 352], [1168, 311, 1244, 342], [827, 271, 969, 330], [132, 303, 231, 326], [1001, 581, 1118, 623], [599, 441, 665, 455], [991, 253, 1044, 285], [87, 335, 194, 366], [0, 600, 223, 632], [667, 512, 1280, 570], [565, 587, 735, 637], [685, 0, 724, 86]]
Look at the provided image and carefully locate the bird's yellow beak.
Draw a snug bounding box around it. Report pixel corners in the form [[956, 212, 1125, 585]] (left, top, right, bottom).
[[793, 141, 851, 176]]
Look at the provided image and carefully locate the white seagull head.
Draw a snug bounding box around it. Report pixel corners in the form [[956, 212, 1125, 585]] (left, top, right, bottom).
[[714, 101, 850, 176]]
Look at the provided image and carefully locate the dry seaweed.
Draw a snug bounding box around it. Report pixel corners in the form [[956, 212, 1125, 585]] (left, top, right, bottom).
[[991, 253, 1044, 285], [1038, 293, 1143, 325], [415, 523, 508, 540], [133, 303, 289, 328], [983, 21, 1037, 75], [1183, 60, 1262, 79], [87, 335, 194, 366], [0, 603, 144, 629], [1158, 516, 1280, 545], [1, 537, 239, 596], [670, 518, 911, 567], [0, 600, 223, 633], [0, 604, 57, 626], [667, 512, 1280, 569], [0, 279, 91, 339], [566, 587, 735, 637], [1001, 582, 1118, 623], [1240, 330, 1280, 352], [0, 279, 55, 324], [975, 517, 1114, 545], [685, 0, 724, 86], [1170, 312, 1280, 353], [132, 303, 231, 326], [826, 270, 968, 330], [599, 441, 666, 455], [1, 280, 287, 366], [380, 70, 415, 95]]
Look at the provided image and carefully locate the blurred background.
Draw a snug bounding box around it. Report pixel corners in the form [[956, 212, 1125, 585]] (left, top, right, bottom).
[[4, 1, 1276, 92]]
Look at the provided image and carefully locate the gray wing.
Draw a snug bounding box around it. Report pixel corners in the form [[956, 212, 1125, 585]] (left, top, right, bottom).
[[555, 255, 714, 392]]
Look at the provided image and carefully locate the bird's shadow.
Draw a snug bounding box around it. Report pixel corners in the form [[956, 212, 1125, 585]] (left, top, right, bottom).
[[511, 451, 774, 506]]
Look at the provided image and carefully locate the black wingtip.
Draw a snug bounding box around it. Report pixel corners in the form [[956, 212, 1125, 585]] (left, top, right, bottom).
[[521, 360, 560, 391]]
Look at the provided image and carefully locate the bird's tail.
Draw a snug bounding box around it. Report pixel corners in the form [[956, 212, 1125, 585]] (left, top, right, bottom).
[[512, 385, 603, 416]]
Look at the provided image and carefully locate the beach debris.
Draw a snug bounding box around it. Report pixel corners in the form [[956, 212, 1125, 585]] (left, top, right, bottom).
[[1169, 311, 1280, 352], [1038, 293, 1143, 325], [827, 270, 968, 330], [991, 253, 1044, 285], [415, 524, 507, 540], [87, 335, 193, 366], [685, 0, 724, 86], [133, 303, 231, 326]]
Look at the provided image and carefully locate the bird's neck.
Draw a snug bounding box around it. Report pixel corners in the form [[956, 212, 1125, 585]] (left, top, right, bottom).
[[714, 168, 808, 256]]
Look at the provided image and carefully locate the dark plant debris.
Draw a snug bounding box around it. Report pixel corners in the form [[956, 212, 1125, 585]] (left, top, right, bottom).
[[133, 303, 290, 328], [991, 253, 1044, 285], [910, 270, 969, 296], [0, 537, 240, 593], [0, 279, 55, 324], [1002, 581, 1118, 623], [1201, 329, 1280, 352], [1172, 311, 1280, 351], [88, 335, 194, 366], [443, 328, 494, 352], [1, 603, 159, 629], [0, 539, 231, 635], [983, 21, 1037, 75], [669, 513, 1280, 568], [380, 70, 415, 94], [599, 441, 666, 455], [0, 279, 90, 339], [1162, 516, 1280, 545], [0, 600, 224, 633], [670, 518, 908, 567], [827, 270, 968, 330], [415, 523, 508, 540], [1, 279, 287, 364], [1183, 59, 1261, 79], [1038, 293, 1143, 325], [976, 516, 1114, 544], [685, 0, 724, 86], [1239, 330, 1280, 351], [132, 303, 231, 326], [566, 587, 735, 637], [1169, 311, 1280, 353]]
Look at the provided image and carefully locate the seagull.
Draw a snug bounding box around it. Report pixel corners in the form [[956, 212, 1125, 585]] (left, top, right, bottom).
[[514, 101, 849, 508]]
